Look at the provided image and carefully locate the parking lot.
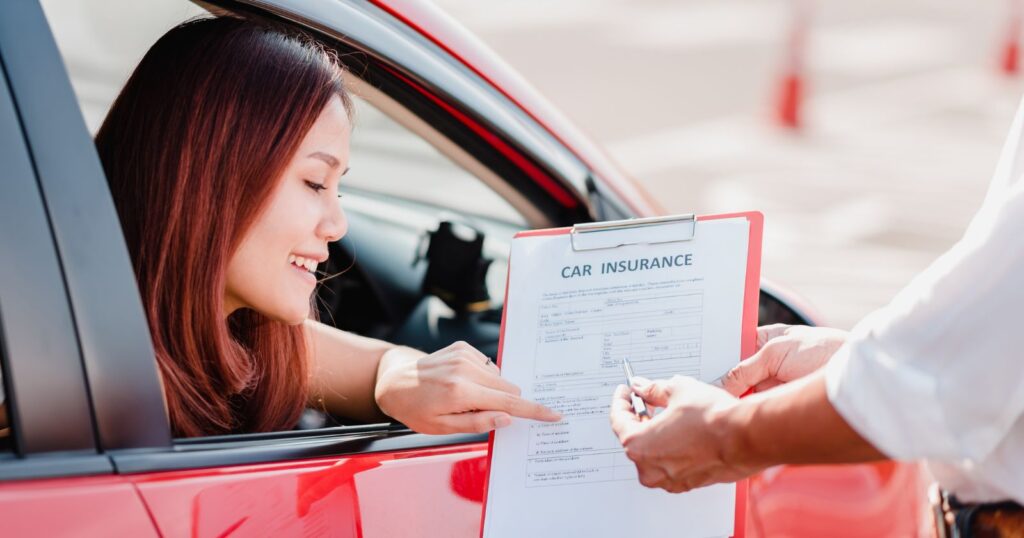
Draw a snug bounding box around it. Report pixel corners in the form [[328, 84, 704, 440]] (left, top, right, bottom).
[[437, 0, 1024, 327]]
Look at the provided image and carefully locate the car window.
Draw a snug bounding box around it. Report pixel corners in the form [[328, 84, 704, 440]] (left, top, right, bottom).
[[42, 0, 527, 440], [346, 93, 526, 225]]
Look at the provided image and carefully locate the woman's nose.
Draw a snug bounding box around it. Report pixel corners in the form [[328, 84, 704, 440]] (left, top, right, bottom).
[[319, 199, 348, 243]]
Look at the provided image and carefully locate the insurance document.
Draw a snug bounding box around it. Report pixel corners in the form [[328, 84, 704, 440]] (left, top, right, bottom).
[[482, 215, 759, 538]]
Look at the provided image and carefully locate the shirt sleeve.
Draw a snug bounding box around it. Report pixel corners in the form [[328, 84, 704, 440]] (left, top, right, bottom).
[[824, 176, 1024, 463]]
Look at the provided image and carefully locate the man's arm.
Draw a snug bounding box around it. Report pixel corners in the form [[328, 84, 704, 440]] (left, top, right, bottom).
[[719, 370, 886, 469]]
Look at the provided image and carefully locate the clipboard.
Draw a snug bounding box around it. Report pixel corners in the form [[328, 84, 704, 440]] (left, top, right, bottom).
[[479, 211, 762, 538]]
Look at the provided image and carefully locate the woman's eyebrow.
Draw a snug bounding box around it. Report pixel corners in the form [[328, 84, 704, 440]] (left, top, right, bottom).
[[307, 151, 340, 168]]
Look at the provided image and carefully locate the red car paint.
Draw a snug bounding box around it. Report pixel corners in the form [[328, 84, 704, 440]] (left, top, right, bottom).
[[130, 445, 491, 537], [125, 448, 929, 537], [0, 475, 158, 537]]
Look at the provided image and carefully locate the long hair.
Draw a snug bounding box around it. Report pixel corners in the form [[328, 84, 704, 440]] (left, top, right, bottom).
[[95, 17, 351, 437]]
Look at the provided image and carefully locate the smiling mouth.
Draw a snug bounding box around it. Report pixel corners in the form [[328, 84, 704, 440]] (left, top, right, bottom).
[[288, 255, 318, 274]]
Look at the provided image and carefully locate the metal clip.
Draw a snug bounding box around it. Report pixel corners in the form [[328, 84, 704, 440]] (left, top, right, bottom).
[[570, 214, 696, 251]]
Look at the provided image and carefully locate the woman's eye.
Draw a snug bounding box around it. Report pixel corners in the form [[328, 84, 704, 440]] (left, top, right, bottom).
[[304, 180, 327, 193]]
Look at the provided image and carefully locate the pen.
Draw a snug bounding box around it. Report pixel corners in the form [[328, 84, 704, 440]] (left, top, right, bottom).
[[621, 358, 650, 420]]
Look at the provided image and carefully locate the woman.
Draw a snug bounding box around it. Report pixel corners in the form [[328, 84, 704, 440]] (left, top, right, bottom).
[[91, 16, 559, 437]]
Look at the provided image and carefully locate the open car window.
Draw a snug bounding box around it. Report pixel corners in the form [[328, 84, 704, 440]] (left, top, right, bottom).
[[40, 0, 534, 449]]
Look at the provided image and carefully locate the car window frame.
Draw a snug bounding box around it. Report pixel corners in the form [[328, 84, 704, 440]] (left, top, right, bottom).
[[0, 0, 172, 459], [111, 426, 487, 474], [0, 1, 118, 481]]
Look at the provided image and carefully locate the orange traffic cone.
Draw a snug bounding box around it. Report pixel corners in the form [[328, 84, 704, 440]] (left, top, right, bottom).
[[775, 0, 811, 129], [776, 72, 803, 129], [1001, 0, 1022, 76]]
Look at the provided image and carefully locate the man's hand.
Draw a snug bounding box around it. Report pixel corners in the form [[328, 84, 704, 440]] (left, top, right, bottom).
[[610, 370, 886, 494], [720, 324, 848, 396], [608, 375, 759, 493], [374, 341, 561, 435]]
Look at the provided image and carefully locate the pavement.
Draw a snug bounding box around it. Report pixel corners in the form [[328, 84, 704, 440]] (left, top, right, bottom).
[[435, 0, 1024, 328]]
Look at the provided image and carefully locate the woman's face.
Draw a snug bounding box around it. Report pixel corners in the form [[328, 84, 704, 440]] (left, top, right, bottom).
[[224, 95, 351, 323]]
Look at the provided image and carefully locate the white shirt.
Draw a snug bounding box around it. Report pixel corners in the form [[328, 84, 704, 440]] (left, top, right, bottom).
[[824, 96, 1024, 504]]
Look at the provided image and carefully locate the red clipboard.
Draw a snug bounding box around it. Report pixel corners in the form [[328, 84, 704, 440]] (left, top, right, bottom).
[[479, 211, 763, 538]]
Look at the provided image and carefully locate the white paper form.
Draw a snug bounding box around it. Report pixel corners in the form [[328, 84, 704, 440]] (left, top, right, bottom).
[[483, 217, 751, 538]]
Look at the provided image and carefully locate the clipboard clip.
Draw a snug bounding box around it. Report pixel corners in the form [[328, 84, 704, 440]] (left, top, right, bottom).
[[570, 214, 696, 251]]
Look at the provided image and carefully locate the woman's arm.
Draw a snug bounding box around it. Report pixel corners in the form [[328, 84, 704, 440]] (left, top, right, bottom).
[[305, 320, 561, 433], [304, 319, 395, 423]]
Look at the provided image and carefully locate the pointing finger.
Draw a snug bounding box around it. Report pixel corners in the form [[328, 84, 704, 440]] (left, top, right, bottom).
[[459, 385, 561, 422], [435, 411, 512, 434]]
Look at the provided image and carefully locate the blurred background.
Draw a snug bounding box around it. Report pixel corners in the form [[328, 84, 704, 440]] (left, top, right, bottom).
[[431, 0, 1024, 328], [44, 0, 1024, 328]]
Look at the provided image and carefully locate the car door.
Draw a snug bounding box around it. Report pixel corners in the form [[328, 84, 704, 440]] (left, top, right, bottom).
[[0, 3, 158, 536]]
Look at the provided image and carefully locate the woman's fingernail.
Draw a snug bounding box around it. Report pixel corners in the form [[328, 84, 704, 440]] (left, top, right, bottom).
[[494, 416, 512, 429]]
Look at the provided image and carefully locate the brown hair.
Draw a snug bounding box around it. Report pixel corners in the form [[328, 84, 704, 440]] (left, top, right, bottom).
[[95, 17, 351, 437]]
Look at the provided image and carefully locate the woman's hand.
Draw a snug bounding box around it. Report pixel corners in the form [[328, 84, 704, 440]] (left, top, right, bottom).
[[720, 324, 848, 396], [374, 341, 561, 435]]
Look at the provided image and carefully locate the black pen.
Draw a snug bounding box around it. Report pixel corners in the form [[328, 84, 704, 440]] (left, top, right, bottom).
[[621, 358, 650, 420]]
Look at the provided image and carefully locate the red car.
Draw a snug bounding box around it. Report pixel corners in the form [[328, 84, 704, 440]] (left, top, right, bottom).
[[0, 0, 928, 535]]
